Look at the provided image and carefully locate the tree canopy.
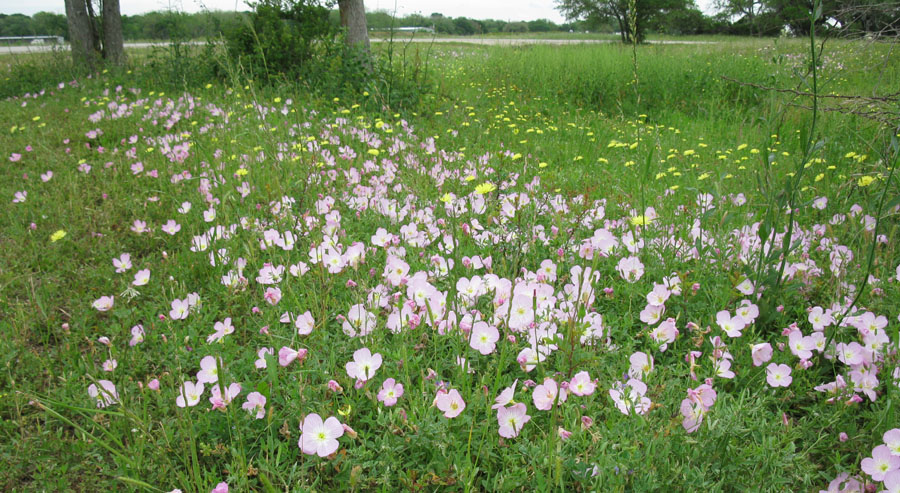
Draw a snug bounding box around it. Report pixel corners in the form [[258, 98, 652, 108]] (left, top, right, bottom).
[[555, 0, 694, 42]]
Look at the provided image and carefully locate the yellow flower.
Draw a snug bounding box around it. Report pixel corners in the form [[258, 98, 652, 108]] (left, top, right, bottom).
[[630, 215, 652, 226], [858, 176, 875, 187], [475, 182, 497, 195], [440, 193, 453, 203], [50, 230, 66, 242], [235, 168, 249, 176], [367, 149, 380, 156]]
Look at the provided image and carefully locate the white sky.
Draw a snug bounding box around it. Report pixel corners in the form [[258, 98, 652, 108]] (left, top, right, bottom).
[[3, 0, 717, 23]]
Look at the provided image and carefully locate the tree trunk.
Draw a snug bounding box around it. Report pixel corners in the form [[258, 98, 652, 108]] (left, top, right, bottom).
[[102, 0, 126, 65], [338, 0, 370, 51], [64, 0, 99, 70], [85, 0, 102, 53]]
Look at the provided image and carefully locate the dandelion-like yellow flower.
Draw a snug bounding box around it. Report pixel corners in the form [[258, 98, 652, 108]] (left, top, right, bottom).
[[50, 230, 66, 242], [630, 215, 652, 226], [858, 176, 875, 187], [475, 182, 497, 195], [235, 168, 249, 176], [440, 193, 453, 203]]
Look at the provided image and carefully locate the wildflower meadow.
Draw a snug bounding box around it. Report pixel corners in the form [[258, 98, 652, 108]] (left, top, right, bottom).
[[2, 17, 900, 493]]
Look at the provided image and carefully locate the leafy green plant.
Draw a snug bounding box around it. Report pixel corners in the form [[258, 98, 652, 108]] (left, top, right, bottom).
[[223, 0, 336, 83]]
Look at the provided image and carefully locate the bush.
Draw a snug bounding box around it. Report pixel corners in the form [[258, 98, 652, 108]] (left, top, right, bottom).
[[221, 0, 432, 111], [223, 0, 338, 82]]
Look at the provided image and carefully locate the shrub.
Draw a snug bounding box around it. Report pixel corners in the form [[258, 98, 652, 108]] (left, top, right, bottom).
[[223, 0, 338, 83]]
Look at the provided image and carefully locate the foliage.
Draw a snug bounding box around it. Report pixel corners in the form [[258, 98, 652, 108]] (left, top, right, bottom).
[[223, 0, 336, 81], [219, 0, 432, 110], [556, 0, 694, 42], [714, 0, 900, 36]]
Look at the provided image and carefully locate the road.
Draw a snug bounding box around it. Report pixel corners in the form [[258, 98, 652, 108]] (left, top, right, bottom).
[[0, 41, 194, 55], [1, 37, 715, 56]]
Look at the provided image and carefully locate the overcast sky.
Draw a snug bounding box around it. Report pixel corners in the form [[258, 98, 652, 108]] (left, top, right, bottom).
[[3, 0, 717, 23]]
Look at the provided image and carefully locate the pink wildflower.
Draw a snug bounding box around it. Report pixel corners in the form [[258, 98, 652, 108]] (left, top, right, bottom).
[[377, 378, 404, 407], [497, 403, 530, 438], [298, 414, 344, 457], [435, 389, 466, 418], [765, 363, 792, 388]]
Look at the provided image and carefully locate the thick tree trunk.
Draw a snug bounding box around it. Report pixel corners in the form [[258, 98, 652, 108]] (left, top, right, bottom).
[[102, 0, 126, 65], [338, 0, 370, 51], [64, 0, 99, 70]]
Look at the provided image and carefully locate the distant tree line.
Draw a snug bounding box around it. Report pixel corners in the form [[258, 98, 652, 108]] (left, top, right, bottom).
[[712, 0, 900, 37], [0, 11, 241, 41], [0, 11, 585, 40], [557, 0, 900, 41], [356, 11, 586, 34], [1, 1, 897, 42]]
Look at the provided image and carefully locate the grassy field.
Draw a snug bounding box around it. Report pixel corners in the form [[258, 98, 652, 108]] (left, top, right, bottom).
[[1, 34, 899, 492]]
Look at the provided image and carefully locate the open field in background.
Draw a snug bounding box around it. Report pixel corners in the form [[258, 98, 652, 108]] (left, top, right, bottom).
[[1, 35, 899, 491]]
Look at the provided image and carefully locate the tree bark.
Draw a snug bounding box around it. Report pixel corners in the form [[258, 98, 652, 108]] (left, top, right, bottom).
[[338, 0, 370, 51], [102, 0, 126, 65], [64, 0, 99, 70]]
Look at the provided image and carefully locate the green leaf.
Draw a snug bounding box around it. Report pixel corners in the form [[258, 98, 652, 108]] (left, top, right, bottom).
[[878, 192, 900, 213], [258, 470, 278, 493], [812, 1, 823, 22], [116, 477, 164, 492], [257, 381, 270, 399]]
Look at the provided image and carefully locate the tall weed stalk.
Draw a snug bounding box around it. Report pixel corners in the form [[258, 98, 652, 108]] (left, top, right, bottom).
[[752, 1, 826, 329]]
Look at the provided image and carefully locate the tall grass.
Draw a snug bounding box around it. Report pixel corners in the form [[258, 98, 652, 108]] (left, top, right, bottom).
[[454, 38, 899, 129]]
